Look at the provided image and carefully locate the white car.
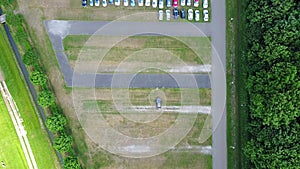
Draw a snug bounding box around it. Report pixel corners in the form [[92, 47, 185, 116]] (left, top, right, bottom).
[[195, 10, 200, 21], [158, 10, 163, 20], [194, 0, 199, 7], [203, 0, 208, 8], [90, 0, 94, 6], [180, 0, 185, 6], [124, 0, 129, 6], [159, 0, 164, 9], [203, 9, 209, 21], [138, 0, 144, 6], [115, 0, 121, 5], [166, 9, 171, 20], [95, 0, 100, 6], [145, 0, 151, 6], [102, 0, 108, 6], [188, 9, 193, 21], [152, 0, 157, 8], [186, 0, 191, 6]]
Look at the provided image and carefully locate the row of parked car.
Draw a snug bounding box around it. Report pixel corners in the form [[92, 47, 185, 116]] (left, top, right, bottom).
[[82, 0, 208, 8], [159, 8, 208, 21]]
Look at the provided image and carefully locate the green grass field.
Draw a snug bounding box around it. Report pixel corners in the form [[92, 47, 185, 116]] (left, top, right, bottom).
[[63, 35, 211, 68], [0, 27, 59, 168], [226, 0, 249, 168], [0, 96, 29, 169]]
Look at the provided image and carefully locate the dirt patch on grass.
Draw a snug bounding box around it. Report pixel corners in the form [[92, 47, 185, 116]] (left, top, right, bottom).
[[0, 69, 4, 81]]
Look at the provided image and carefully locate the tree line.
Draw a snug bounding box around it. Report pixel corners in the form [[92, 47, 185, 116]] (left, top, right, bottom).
[[242, 0, 300, 168]]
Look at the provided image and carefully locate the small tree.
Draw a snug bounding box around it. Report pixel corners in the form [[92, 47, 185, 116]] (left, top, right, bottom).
[[22, 50, 37, 65], [38, 90, 54, 107], [64, 156, 81, 169], [46, 113, 67, 132], [30, 71, 47, 86], [54, 133, 73, 153]]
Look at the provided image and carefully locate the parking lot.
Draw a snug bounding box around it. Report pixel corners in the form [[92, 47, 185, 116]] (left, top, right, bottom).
[[83, 0, 211, 22], [40, 0, 225, 168]]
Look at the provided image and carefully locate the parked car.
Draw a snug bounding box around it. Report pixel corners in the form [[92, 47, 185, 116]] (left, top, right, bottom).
[[145, 0, 151, 6], [124, 0, 129, 6], [173, 0, 178, 8], [188, 9, 193, 20], [102, 0, 108, 6], [173, 8, 179, 19], [156, 97, 162, 109], [180, 0, 185, 6], [203, 9, 209, 21], [166, 9, 171, 20], [95, 0, 100, 6], [203, 0, 208, 8], [180, 9, 185, 18], [166, 0, 171, 7], [159, 0, 164, 9], [152, 0, 158, 8], [186, 0, 191, 6], [82, 0, 87, 7], [138, 0, 144, 6], [158, 10, 164, 20], [130, 0, 136, 6], [195, 9, 200, 21], [109, 0, 113, 4], [90, 0, 94, 6], [115, 0, 121, 6], [194, 0, 198, 7]]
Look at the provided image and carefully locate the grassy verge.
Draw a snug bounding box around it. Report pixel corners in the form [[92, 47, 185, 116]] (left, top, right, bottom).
[[63, 35, 211, 70], [164, 152, 212, 169], [226, 0, 249, 168], [0, 27, 59, 168], [0, 96, 29, 169]]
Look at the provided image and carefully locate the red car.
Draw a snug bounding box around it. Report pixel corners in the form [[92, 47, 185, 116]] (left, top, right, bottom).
[[173, 0, 178, 8]]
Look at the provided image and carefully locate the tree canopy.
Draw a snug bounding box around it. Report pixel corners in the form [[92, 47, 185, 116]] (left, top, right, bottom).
[[243, 0, 300, 168]]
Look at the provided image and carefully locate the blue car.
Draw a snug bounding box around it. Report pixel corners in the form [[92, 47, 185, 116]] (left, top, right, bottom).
[[82, 0, 87, 7], [181, 9, 185, 18], [173, 8, 179, 19], [166, 0, 171, 7], [130, 0, 136, 6], [109, 0, 113, 4]]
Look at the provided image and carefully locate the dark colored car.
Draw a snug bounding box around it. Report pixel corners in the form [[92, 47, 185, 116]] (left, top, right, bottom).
[[173, 8, 179, 19], [166, 0, 171, 7], [82, 0, 87, 7], [181, 9, 185, 18]]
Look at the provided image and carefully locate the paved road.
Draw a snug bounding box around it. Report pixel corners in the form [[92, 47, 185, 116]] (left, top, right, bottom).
[[45, 7, 227, 168], [210, 0, 227, 168]]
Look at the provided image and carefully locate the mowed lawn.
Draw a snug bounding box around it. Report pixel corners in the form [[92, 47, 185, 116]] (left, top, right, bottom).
[[0, 27, 59, 168], [0, 96, 29, 169]]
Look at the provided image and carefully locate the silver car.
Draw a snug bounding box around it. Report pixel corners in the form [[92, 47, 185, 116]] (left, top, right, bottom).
[[203, 9, 209, 21], [158, 10, 164, 20]]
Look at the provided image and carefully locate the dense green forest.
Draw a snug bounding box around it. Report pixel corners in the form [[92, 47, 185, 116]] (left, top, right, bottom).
[[243, 0, 300, 168]]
